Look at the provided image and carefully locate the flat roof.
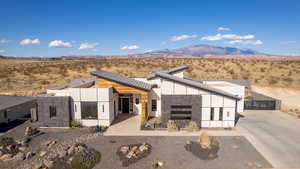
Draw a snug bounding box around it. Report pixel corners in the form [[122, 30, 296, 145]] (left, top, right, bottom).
[[0, 95, 35, 111]]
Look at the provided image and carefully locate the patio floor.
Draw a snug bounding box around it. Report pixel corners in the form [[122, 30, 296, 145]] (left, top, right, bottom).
[[105, 114, 240, 136]]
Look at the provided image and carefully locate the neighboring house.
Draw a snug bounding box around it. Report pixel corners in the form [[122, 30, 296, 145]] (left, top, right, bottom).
[[0, 95, 36, 124], [46, 66, 245, 128]]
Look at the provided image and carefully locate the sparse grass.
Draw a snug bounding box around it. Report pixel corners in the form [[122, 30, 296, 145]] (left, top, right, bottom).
[[0, 58, 300, 95]]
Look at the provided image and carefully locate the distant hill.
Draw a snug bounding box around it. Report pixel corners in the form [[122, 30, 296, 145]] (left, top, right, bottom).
[[149, 44, 267, 56]]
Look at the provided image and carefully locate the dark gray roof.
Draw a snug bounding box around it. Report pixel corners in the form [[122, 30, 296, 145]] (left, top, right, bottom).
[[0, 95, 35, 111], [146, 66, 189, 80], [91, 70, 153, 91], [155, 72, 240, 100]]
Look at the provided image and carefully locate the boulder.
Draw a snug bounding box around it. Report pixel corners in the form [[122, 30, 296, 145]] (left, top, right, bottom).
[[25, 127, 39, 136], [120, 146, 129, 154], [26, 151, 35, 159], [19, 146, 27, 152], [14, 152, 25, 161], [43, 159, 54, 168], [199, 132, 211, 149], [58, 150, 67, 158], [39, 151, 47, 157], [126, 150, 135, 159], [139, 144, 148, 152], [67, 145, 76, 155], [0, 154, 13, 161]]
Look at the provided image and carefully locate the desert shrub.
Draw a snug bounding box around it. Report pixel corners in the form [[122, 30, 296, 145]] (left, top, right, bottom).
[[70, 120, 81, 128], [148, 117, 162, 127], [167, 120, 177, 132], [184, 121, 199, 132], [70, 148, 101, 169], [0, 137, 15, 147]]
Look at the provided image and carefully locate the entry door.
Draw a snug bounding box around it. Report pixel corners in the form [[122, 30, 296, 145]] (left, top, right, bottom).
[[122, 98, 130, 113]]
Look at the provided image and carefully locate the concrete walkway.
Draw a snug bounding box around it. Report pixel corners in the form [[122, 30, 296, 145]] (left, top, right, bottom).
[[105, 114, 240, 136]]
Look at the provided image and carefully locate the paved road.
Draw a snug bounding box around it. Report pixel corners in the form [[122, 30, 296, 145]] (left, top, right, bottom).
[[236, 110, 300, 168]]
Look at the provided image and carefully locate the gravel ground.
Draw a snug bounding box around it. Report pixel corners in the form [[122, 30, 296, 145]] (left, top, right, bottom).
[[86, 136, 272, 169], [0, 121, 99, 169], [1, 121, 272, 169]]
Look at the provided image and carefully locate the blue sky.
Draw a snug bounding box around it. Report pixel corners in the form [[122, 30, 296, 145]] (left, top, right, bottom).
[[0, 0, 300, 57]]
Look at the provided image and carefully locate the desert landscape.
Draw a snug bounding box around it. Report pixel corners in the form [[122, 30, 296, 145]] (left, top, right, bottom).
[[0, 57, 300, 115]]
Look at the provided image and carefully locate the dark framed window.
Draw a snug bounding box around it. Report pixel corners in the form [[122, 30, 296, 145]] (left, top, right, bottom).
[[152, 99, 157, 111], [219, 107, 223, 121], [49, 106, 57, 118], [135, 98, 139, 104], [74, 104, 77, 112], [171, 105, 192, 109], [81, 102, 98, 119], [210, 108, 214, 120], [3, 110, 7, 118]]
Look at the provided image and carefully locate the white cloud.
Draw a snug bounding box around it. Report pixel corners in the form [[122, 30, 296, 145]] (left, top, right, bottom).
[[171, 34, 197, 41], [217, 27, 231, 31], [121, 45, 139, 50], [0, 50, 5, 53], [48, 40, 72, 48], [79, 43, 98, 50], [161, 41, 167, 45], [201, 33, 255, 41], [225, 40, 263, 45], [20, 38, 40, 45], [0, 39, 10, 43]]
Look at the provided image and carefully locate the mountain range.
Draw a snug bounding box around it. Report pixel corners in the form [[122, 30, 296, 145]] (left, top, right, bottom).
[[148, 44, 267, 56]]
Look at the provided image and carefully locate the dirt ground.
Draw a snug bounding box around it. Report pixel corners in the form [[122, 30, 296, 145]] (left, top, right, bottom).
[[252, 85, 300, 115]]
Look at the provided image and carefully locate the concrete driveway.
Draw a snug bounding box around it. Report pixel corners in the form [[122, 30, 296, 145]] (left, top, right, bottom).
[[236, 110, 300, 168]]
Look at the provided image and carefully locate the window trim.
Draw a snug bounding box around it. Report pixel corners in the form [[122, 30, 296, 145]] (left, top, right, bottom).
[[81, 102, 98, 120], [49, 106, 57, 118], [151, 99, 157, 111]]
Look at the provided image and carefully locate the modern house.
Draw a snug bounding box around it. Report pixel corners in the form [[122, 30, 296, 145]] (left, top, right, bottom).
[[45, 66, 245, 128]]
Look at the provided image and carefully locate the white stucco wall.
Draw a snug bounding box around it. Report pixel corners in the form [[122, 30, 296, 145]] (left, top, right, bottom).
[[69, 88, 114, 127]]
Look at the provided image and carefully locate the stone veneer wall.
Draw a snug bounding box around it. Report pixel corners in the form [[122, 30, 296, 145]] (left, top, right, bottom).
[[37, 96, 70, 127]]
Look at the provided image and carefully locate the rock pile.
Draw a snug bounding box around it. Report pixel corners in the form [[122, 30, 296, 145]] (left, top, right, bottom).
[[185, 132, 220, 160], [24, 127, 40, 136], [117, 143, 152, 167]]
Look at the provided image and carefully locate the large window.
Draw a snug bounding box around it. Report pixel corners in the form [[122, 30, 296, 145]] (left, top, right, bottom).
[[49, 106, 57, 118], [81, 102, 98, 119], [152, 100, 157, 111]]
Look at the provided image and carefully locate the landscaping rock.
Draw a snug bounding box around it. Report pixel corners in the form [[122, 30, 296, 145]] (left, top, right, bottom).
[[200, 132, 211, 149], [67, 145, 76, 155], [70, 146, 101, 169], [0, 154, 13, 161], [58, 149, 67, 158], [26, 151, 35, 159], [185, 139, 220, 160], [32, 162, 43, 169], [14, 152, 25, 160], [117, 143, 152, 167], [120, 146, 129, 154], [44, 159, 54, 168], [153, 160, 164, 168], [19, 146, 27, 152], [39, 151, 47, 157], [25, 127, 39, 136]]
